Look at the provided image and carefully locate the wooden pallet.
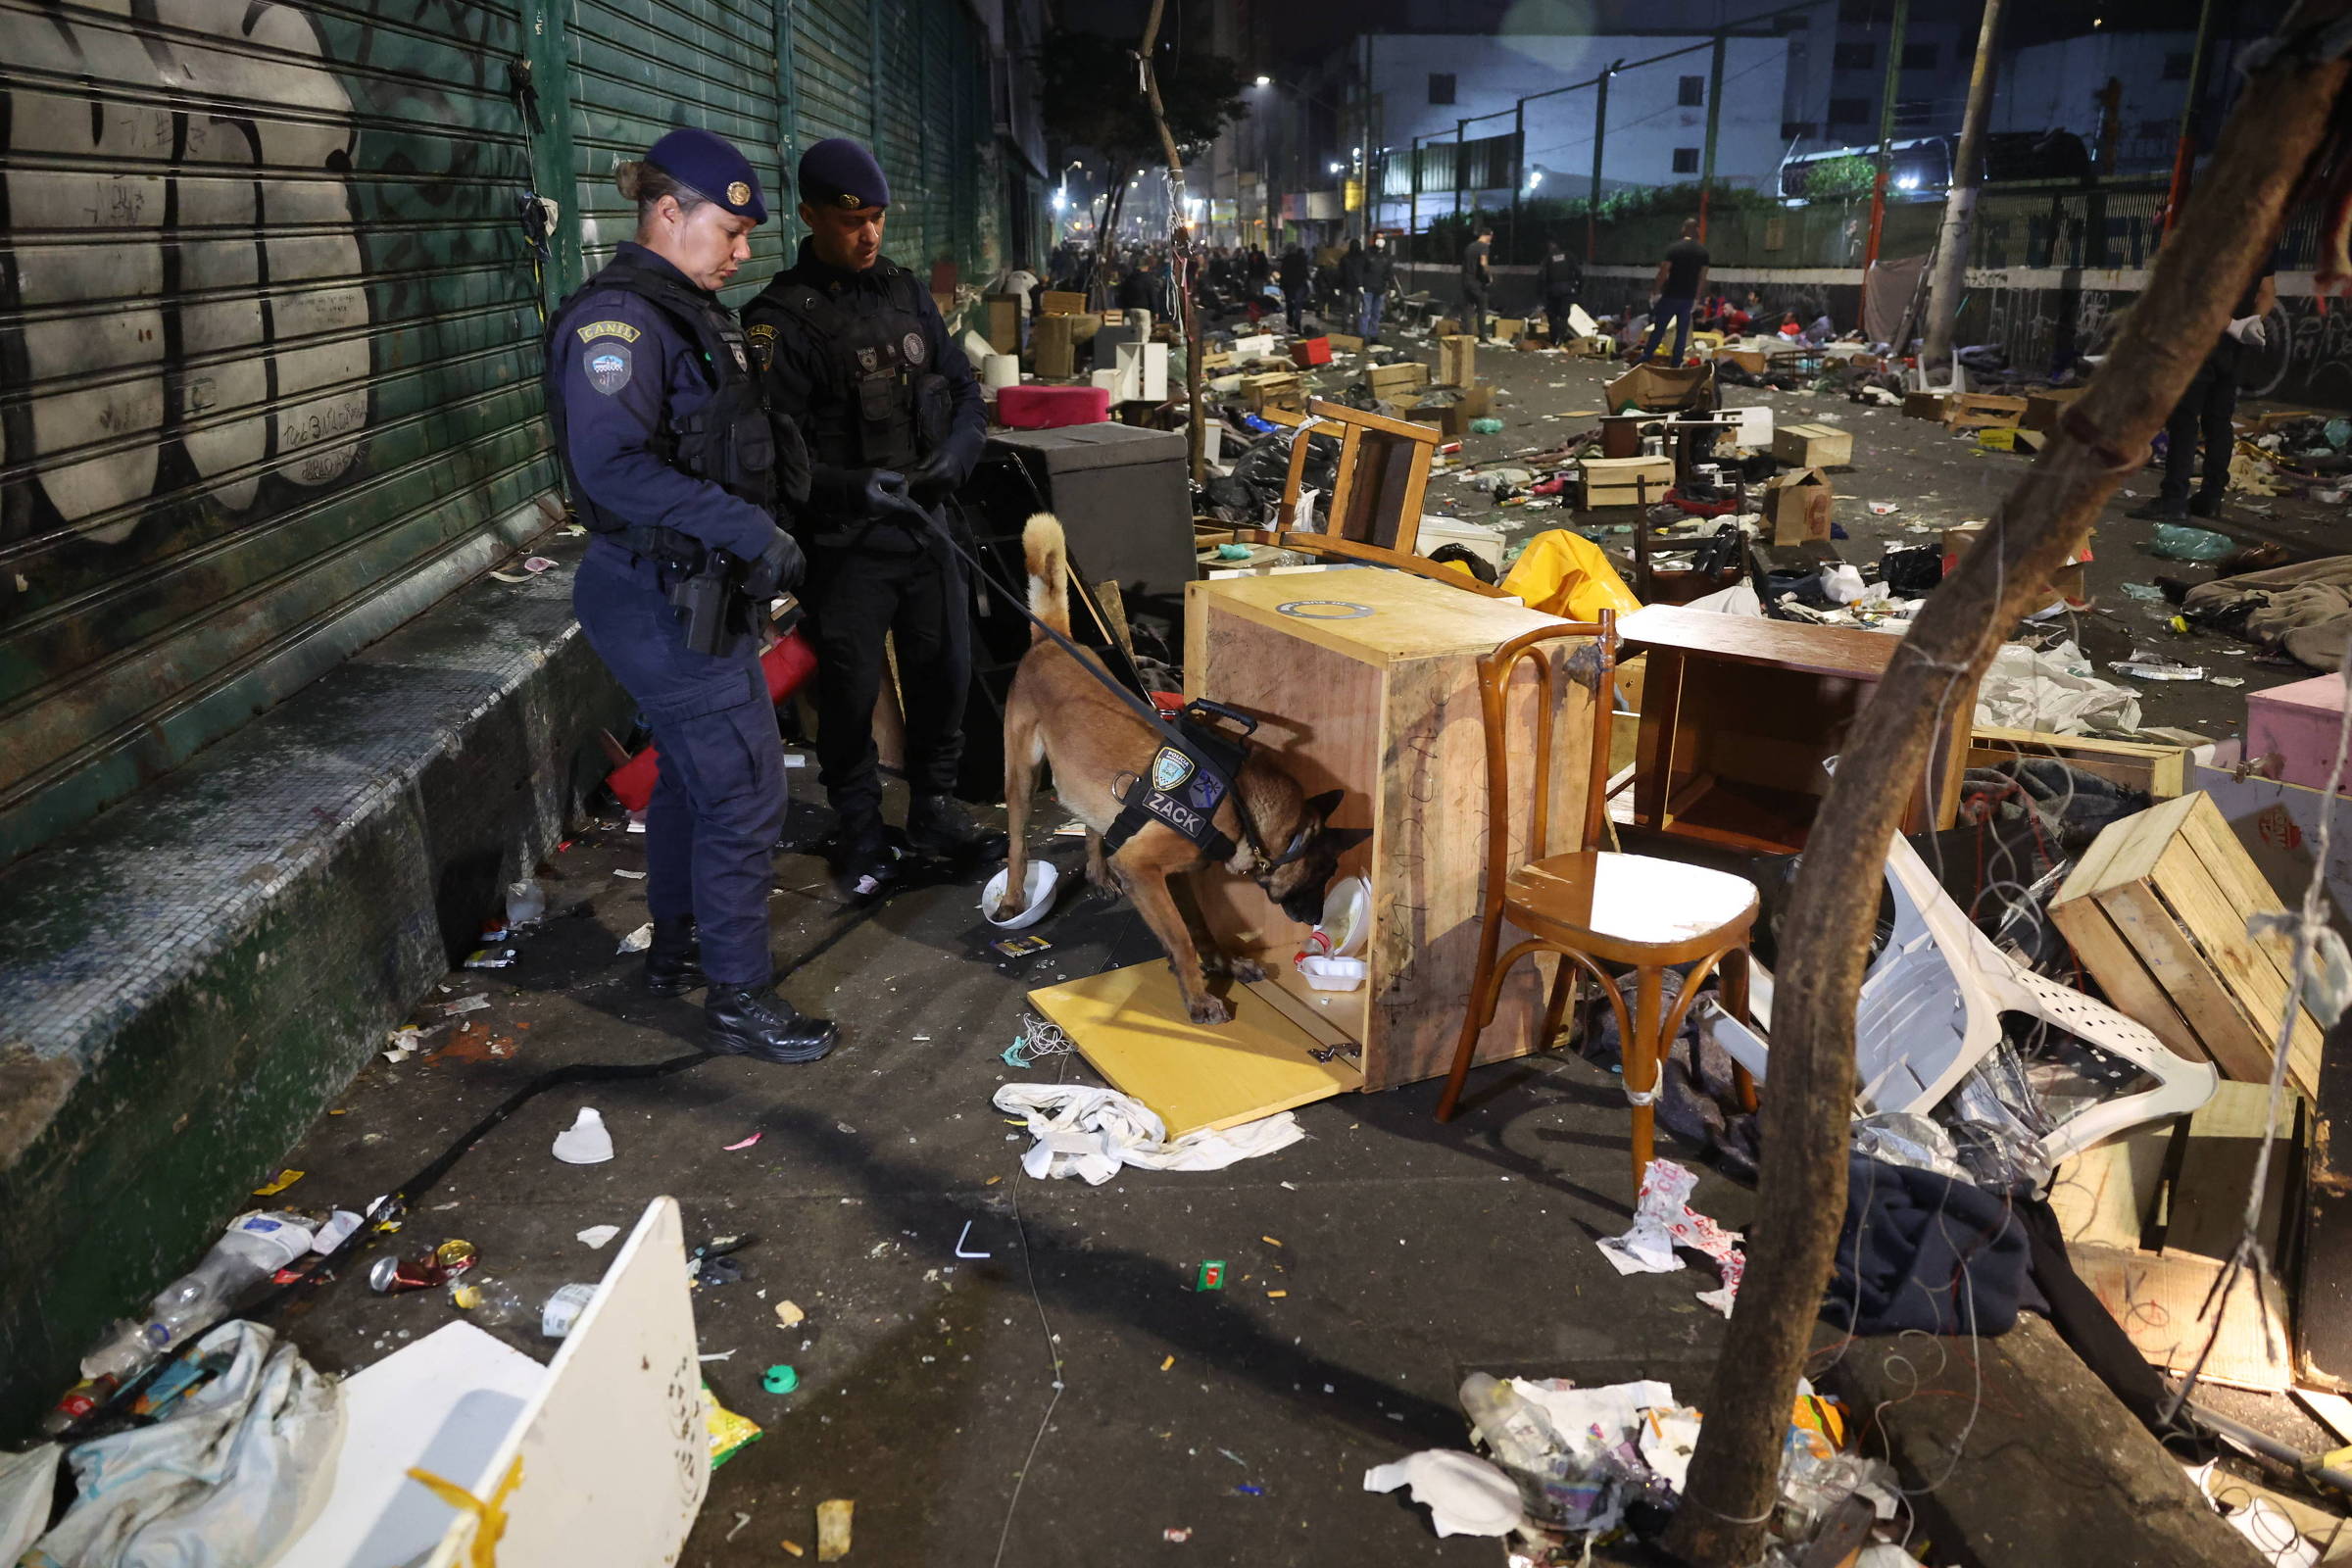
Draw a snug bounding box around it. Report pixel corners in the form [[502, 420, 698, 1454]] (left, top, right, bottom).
[[2050, 791, 2324, 1096], [1967, 725, 2188, 800]]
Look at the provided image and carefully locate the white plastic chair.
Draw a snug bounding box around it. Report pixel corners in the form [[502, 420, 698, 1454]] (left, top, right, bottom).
[[1699, 833, 2218, 1165]]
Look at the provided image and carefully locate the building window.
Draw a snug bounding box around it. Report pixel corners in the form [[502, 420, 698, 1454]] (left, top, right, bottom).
[[2163, 51, 2192, 79], [1781, 120, 1817, 140], [1902, 42, 1936, 70], [1834, 42, 1873, 72], [1428, 73, 1455, 106], [1672, 147, 1700, 173], [1678, 74, 1705, 107], [1829, 96, 1872, 125]]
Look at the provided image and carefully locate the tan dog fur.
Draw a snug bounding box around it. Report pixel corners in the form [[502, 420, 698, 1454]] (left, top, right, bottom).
[[993, 514, 1358, 1024]]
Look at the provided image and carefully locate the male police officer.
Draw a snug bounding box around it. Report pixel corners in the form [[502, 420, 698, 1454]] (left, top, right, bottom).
[[547, 127, 836, 1063], [744, 138, 992, 895]]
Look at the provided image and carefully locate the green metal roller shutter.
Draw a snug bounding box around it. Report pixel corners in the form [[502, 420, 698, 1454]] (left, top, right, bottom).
[[567, 0, 787, 308], [0, 0, 555, 859], [789, 0, 874, 155]]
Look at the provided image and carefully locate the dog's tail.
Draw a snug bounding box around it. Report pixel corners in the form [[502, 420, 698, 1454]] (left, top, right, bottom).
[[1021, 513, 1070, 642]]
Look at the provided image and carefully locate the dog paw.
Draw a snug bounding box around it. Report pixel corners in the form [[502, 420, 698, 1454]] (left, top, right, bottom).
[[1226, 956, 1266, 983], [1186, 994, 1235, 1027]]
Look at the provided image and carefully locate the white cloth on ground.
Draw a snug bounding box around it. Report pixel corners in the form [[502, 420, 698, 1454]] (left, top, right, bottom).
[[1974, 637, 2143, 735], [1362, 1450, 1523, 1538], [992, 1083, 1305, 1184]]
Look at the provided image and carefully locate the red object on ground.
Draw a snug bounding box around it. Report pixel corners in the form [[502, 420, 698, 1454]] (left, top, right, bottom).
[[997, 384, 1111, 429], [1663, 488, 1739, 517], [1150, 691, 1185, 713], [604, 628, 817, 811], [1290, 336, 1332, 368]]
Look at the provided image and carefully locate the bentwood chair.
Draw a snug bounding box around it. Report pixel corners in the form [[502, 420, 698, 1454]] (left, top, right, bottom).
[[1434, 612, 1763, 1191]]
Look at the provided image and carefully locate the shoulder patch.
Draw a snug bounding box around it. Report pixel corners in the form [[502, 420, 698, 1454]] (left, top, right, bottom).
[[583, 341, 634, 396], [574, 318, 642, 345]]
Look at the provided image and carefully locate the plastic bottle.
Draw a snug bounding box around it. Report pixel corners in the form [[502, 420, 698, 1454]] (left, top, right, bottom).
[[77, 1211, 317, 1383], [449, 1275, 597, 1339], [1458, 1372, 1568, 1474]]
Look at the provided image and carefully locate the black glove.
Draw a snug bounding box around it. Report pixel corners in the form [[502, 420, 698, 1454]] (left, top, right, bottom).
[[739, 525, 804, 602], [905, 451, 958, 504], [856, 468, 910, 517]]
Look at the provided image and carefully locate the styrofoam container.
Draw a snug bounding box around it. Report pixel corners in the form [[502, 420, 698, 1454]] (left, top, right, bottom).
[[1320, 874, 1371, 956], [1299, 956, 1367, 991], [981, 860, 1061, 928]]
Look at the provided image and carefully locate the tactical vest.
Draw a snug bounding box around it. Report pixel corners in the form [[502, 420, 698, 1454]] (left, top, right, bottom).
[[753, 262, 943, 472], [546, 252, 777, 539]]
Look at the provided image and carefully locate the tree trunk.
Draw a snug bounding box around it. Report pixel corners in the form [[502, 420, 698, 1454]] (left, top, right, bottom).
[[1136, 0, 1207, 483], [1921, 0, 2007, 371], [1661, 16, 2352, 1565]]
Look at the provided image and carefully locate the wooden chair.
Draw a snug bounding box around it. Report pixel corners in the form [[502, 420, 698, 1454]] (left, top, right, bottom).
[[1435, 612, 1762, 1190]]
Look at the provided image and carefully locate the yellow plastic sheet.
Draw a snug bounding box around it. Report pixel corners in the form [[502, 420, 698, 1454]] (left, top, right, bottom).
[[1497, 529, 1642, 621]]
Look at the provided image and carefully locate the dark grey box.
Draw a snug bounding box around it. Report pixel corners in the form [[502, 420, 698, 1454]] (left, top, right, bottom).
[[984, 423, 1196, 622]]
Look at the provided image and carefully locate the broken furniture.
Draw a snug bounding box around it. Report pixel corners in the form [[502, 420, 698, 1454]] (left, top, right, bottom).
[[1183, 568, 1589, 1092], [1701, 831, 2218, 1165], [1603, 362, 1717, 416], [1434, 612, 1762, 1191], [1271, 398, 1440, 553], [2049, 791, 2325, 1098], [1619, 605, 1973, 854]]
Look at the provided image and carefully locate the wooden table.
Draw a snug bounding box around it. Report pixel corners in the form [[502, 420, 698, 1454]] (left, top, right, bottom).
[[1620, 605, 1971, 855], [1185, 568, 1589, 1091]]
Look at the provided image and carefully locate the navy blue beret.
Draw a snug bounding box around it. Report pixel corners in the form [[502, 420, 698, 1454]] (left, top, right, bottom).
[[646, 127, 766, 222], [798, 137, 891, 212]]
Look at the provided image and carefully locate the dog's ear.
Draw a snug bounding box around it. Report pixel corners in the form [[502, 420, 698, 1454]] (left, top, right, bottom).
[[1317, 825, 1373, 856], [1302, 788, 1346, 821]]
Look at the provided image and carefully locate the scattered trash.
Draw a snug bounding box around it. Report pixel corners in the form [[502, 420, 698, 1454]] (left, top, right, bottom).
[[2120, 582, 2168, 602], [577, 1224, 620, 1249], [2214, 675, 2246, 687], [991, 933, 1053, 959], [368, 1239, 474, 1297], [523, 555, 559, 573], [1001, 1013, 1076, 1070], [2151, 522, 2236, 563], [704, 1384, 762, 1469], [1595, 1159, 1744, 1315], [726, 1511, 752, 1543], [815, 1499, 854, 1562], [762, 1364, 800, 1395], [1468, 416, 1505, 434], [616, 922, 654, 955], [251, 1169, 304, 1197], [310, 1210, 364, 1255], [1363, 1449, 1523, 1538], [954, 1221, 992, 1259], [781, 1542, 805, 1557], [505, 878, 548, 926], [1975, 638, 2142, 734], [1160, 1355, 1175, 1372], [613, 867, 647, 879], [1162, 1527, 1193, 1544], [774, 1299, 806, 1329], [1867, 502, 1899, 515], [1196, 1260, 1227, 1292], [699, 1349, 735, 1362], [723, 1133, 763, 1152], [552, 1107, 614, 1165], [462, 946, 516, 969], [2110, 654, 2207, 681], [441, 994, 492, 1016], [992, 1083, 1305, 1184]]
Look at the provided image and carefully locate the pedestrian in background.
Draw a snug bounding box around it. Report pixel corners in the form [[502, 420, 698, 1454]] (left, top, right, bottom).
[[2133, 264, 2277, 522], [1639, 218, 1709, 366], [545, 127, 835, 1063], [1278, 242, 1311, 334], [1537, 235, 1582, 345], [1357, 232, 1395, 344], [1459, 224, 1494, 341]]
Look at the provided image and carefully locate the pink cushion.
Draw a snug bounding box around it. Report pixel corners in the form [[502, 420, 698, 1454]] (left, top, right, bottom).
[[998, 385, 1111, 429]]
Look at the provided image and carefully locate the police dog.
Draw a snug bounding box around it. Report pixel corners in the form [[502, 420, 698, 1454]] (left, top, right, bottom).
[[994, 514, 1366, 1025]]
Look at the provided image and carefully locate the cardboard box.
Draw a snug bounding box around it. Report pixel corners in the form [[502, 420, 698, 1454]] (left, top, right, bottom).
[[1772, 421, 1853, 469], [1040, 289, 1088, 316], [1366, 362, 1430, 401], [2023, 386, 2090, 433], [1942, 520, 2091, 604], [1243, 372, 1303, 413], [1032, 314, 1079, 379], [1604, 362, 1714, 415], [1327, 333, 1365, 354], [1977, 426, 2048, 454], [1905, 391, 2028, 428], [1717, 347, 1769, 374], [1582, 455, 1673, 509], [1291, 336, 1333, 368], [983, 294, 1021, 355], [1494, 318, 1525, 342], [1228, 332, 1276, 360], [1765, 467, 1834, 545], [1436, 334, 1477, 387], [1406, 383, 1493, 438]]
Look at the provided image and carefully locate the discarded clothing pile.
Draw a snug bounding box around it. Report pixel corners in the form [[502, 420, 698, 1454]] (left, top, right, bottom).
[[1823, 1153, 2039, 1336], [2181, 555, 2352, 670], [992, 1083, 1304, 1184]]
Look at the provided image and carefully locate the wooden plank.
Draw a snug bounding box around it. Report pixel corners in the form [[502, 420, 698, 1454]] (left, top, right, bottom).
[[2048, 893, 2210, 1065], [2294, 1387, 2352, 1445], [2096, 880, 2275, 1083], [2071, 1242, 2294, 1393], [1618, 604, 1904, 682], [1186, 567, 1562, 665], [1027, 962, 1359, 1138], [2050, 1123, 2178, 1252], [2299, 1014, 2352, 1393], [1967, 725, 2188, 799], [2163, 1080, 2302, 1264], [2151, 834, 2318, 1093], [2173, 796, 2326, 1096]]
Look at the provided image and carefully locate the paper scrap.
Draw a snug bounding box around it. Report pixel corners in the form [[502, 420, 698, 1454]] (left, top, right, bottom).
[[815, 1499, 854, 1562], [252, 1169, 305, 1197], [613, 868, 647, 879], [724, 1133, 763, 1151], [774, 1299, 806, 1328], [553, 1106, 614, 1165], [577, 1224, 621, 1249], [616, 922, 654, 955], [1363, 1450, 1523, 1538], [1596, 1159, 1744, 1315]]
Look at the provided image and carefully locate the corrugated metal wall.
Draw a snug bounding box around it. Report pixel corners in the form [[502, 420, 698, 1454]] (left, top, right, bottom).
[[0, 0, 995, 861]]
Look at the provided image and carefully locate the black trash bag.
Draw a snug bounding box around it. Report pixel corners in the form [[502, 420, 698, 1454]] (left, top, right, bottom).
[[1880, 542, 1942, 596], [1224, 427, 1342, 525], [1198, 473, 1266, 524]]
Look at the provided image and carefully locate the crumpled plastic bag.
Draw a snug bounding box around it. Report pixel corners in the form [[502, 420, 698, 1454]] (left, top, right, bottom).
[[26, 1320, 341, 1568], [991, 1083, 1304, 1184], [1495, 529, 1642, 620], [1974, 637, 2142, 735]]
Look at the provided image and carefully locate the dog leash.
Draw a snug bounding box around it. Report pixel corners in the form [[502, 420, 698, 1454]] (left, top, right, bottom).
[[875, 492, 1311, 872]]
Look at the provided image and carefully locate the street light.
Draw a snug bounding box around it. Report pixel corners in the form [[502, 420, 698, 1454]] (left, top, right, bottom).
[[1253, 74, 1271, 86]]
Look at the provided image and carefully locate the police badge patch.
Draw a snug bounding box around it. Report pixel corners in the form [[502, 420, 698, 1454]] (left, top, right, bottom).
[[1151, 746, 1194, 793], [902, 330, 926, 365], [858, 347, 879, 371], [585, 345, 632, 395]]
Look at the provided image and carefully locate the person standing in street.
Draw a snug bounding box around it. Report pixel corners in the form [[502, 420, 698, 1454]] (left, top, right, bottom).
[[743, 137, 995, 899], [1639, 218, 1709, 366], [2132, 264, 2277, 522], [1357, 232, 1395, 344], [1537, 235, 1583, 346], [1459, 224, 1494, 341], [546, 128, 835, 1063], [1278, 242, 1311, 334]]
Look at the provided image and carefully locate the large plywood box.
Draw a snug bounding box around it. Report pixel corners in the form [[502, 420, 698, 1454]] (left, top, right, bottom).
[[1185, 570, 1589, 1091]]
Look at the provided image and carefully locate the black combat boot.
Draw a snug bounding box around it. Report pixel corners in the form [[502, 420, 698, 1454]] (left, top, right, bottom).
[[705, 984, 838, 1064], [907, 794, 1009, 862], [642, 916, 706, 998], [830, 811, 901, 898]]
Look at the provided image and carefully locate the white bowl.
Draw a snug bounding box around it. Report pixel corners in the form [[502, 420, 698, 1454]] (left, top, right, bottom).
[[1320, 875, 1371, 956], [981, 860, 1061, 928]]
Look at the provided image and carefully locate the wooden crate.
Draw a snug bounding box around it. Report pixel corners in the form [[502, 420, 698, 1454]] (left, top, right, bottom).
[[2050, 792, 2325, 1096], [1039, 289, 1087, 315], [1435, 334, 1476, 387], [1243, 372, 1303, 413], [1967, 725, 2187, 799], [1582, 455, 1673, 509], [1770, 421, 1853, 469], [1367, 362, 1430, 401], [1185, 570, 1588, 1092], [1903, 391, 2028, 428]]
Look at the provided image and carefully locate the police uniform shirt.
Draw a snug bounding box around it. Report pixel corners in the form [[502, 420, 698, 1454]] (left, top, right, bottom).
[[742, 238, 985, 527], [550, 242, 777, 562]]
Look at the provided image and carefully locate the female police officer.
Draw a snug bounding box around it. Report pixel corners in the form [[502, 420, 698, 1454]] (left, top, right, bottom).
[[546, 127, 835, 1063]]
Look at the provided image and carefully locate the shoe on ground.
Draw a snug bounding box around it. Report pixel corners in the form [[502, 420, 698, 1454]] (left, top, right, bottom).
[[2188, 491, 2227, 519], [2127, 497, 2191, 522], [906, 793, 1009, 862], [642, 915, 706, 998], [704, 984, 837, 1064], [830, 814, 901, 897]]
